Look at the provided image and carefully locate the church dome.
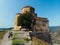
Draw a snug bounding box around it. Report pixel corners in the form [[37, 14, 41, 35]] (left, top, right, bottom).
[[22, 6, 35, 13]]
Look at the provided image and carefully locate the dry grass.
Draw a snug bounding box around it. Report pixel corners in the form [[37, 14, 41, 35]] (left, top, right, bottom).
[[0, 30, 7, 39], [31, 37, 50, 45]]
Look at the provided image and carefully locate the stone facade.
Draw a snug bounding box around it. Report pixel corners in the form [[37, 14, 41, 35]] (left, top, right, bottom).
[[13, 6, 49, 33]]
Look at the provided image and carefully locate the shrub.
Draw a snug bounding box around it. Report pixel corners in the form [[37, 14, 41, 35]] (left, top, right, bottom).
[[23, 37, 30, 42]]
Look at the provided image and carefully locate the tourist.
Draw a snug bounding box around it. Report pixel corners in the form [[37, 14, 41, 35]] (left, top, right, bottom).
[[8, 31, 13, 39]]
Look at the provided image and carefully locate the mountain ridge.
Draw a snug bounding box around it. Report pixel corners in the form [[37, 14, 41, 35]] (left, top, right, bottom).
[[0, 26, 60, 31], [49, 26, 60, 32]]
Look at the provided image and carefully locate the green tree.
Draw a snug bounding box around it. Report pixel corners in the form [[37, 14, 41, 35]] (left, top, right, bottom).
[[18, 12, 35, 31]]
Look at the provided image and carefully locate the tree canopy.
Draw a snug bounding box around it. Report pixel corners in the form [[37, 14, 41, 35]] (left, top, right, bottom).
[[18, 12, 35, 30]]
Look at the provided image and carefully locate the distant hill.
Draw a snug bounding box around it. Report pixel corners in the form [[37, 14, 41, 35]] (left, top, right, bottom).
[[50, 26, 60, 44], [0, 26, 60, 31], [49, 26, 60, 32], [0, 27, 13, 30]]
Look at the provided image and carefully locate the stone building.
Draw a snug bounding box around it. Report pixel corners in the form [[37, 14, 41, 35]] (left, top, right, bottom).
[[13, 6, 52, 45], [13, 6, 49, 33]]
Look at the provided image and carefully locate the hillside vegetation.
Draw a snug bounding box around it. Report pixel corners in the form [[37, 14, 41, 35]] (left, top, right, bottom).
[[0, 30, 7, 39], [31, 37, 50, 45], [50, 26, 60, 45]]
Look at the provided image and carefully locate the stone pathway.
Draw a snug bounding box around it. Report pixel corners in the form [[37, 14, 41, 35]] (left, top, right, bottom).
[[0, 31, 12, 45]]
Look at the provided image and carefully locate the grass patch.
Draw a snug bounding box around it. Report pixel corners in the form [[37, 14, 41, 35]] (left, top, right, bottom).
[[12, 32, 25, 45], [13, 33, 18, 39], [0, 30, 7, 39], [12, 39, 24, 45], [12, 31, 30, 45]]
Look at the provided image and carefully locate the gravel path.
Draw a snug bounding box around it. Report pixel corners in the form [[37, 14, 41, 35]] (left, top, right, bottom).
[[0, 31, 12, 45]]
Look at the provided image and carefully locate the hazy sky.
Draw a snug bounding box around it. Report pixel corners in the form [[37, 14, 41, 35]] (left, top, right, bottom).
[[0, 0, 60, 28]]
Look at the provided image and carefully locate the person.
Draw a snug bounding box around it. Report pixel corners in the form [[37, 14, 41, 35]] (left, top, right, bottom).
[[8, 31, 13, 39]]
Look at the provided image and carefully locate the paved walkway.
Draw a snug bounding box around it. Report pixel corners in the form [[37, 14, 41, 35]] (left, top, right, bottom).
[[0, 31, 12, 45]]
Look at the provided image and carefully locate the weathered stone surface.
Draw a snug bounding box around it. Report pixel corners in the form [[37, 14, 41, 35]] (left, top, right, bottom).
[[13, 6, 49, 33]]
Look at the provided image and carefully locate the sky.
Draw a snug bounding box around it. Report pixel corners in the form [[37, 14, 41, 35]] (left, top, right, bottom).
[[0, 0, 60, 28]]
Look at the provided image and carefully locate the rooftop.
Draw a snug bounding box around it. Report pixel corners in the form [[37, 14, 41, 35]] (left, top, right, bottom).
[[16, 13, 21, 15], [22, 6, 35, 10]]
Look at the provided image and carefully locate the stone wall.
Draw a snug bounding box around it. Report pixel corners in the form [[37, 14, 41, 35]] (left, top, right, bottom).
[[13, 6, 49, 32]]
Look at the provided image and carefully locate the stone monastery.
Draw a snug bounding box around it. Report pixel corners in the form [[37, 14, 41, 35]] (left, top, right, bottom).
[[14, 6, 49, 33]]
